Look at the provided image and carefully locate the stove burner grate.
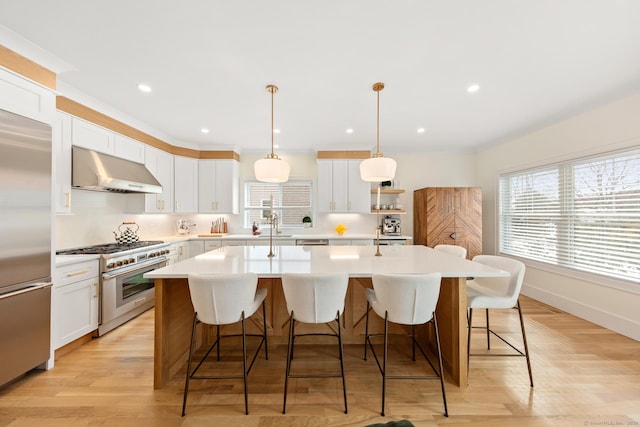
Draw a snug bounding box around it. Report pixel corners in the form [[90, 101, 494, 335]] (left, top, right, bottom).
[[57, 240, 165, 255]]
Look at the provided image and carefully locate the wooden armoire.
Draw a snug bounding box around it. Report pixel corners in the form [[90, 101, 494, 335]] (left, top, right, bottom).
[[413, 187, 482, 259]]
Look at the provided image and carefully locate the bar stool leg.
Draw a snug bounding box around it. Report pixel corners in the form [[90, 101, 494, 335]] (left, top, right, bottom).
[[181, 313, 198, 417], [364, 301, 370, 361], [381, 311, 389, 417], [337, 310, 348, 414], [262, 301, 269, 360], [241, 311, 249, 415], [282, 311, 295, 414], [433, 313, 448, 417], [517, 299, 534, 387], [486, 309, 491, 350]]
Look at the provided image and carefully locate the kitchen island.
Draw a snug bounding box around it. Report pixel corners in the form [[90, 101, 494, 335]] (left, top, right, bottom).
[[145, 245, 508, 389]]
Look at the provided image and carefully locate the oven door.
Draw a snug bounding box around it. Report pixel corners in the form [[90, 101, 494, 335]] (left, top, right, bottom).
[[100, 258, 166, 334]]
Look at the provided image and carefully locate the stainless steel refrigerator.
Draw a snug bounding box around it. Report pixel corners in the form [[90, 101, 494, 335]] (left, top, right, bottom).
[[0, 108, 52, 387]]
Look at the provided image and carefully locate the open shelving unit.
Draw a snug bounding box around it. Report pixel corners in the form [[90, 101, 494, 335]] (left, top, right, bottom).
[[370, 188, 406, 213]]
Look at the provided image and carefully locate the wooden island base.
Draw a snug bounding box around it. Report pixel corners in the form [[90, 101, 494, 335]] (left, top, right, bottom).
[[153, 276, 468, 389]]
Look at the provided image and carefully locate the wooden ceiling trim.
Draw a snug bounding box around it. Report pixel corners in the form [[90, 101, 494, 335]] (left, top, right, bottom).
[[199, 151, 240, 161], [317, 150, 370, 160], [56, 96, 239, 161], [0, 45, 56, 90]]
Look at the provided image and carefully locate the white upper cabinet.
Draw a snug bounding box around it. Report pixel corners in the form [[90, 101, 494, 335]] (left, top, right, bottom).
[[317, 159, 370, 213], [53, 111, 72, 214], [346, 160, 371, 213], [71, 117, 115, 155], [174, 156, 198, 213], [143, 145, 174, 213], [0, 68, 55, 124], [114, 134, 145, 164], [198, 159, 239, 214]]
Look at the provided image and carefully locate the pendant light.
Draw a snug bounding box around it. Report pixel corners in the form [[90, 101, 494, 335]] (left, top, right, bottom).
[[254, 84, 290, 183], [360, 82, 397, 182]]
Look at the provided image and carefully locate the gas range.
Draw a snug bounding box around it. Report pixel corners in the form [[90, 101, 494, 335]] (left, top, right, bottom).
[[57, 240, 170, 274], [57, 240, 170, 336]]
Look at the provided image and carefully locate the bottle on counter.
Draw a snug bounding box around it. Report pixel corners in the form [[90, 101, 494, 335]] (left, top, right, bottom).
[[252, 221, 261, 235]]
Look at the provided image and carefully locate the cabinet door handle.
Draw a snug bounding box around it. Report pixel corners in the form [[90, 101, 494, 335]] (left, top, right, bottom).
[[175, 201, 179, 211], [450, 232, 459, 240], [93, 282, 99, 299], [65, 192, 71, 208], [66, 269, 89, 277], [348, 201, 351, 211]]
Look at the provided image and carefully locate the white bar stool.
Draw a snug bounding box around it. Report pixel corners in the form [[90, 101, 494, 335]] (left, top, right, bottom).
[[281, 272, 349, 414], [364, 273, 448, 417], [466, 255, 534, 387], [182, 272, 268, 416], [434, 244, 467, 259]]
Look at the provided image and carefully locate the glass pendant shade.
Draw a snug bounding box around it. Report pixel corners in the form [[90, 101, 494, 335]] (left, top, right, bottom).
[[254, 156, 290, 183], [360, 156, 397, 182]]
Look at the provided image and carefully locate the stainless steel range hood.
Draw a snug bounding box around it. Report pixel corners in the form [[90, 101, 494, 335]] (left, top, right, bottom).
[[72, 146, 162, 194]]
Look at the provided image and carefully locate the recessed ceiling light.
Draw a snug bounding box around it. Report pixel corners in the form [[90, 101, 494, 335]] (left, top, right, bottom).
[[201, 128, 209, 134], [346, 128, 354, 134], [417, 128, 425, 133], [137, 83, 152, 93], [273, 129, 280, 134], [467, 84, 480, 93]]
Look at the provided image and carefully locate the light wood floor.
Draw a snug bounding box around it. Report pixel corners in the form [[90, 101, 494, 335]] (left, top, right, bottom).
[[1, 296, 639, 427]]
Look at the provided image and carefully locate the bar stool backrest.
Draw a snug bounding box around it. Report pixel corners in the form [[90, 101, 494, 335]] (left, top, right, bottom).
[[470, 255, 525, 307], [188, 273, 259, 325], [370, 273, 442, 325], [434, 244, 467, 259], [282, 273, 349, 323]]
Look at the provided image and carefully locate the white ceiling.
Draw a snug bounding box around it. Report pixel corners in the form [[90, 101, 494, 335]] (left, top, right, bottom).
[[2, 1, 640, 154]]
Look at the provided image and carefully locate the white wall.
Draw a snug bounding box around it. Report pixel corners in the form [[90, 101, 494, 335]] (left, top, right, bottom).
[[476, 91, 640, 341]]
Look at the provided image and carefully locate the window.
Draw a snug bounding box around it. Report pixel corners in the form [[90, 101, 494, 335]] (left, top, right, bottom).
[[499, 148, 640, 282], [244, 180, 313, 228]]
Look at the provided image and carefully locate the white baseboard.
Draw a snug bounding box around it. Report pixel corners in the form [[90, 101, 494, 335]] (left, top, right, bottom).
[[522, 284, 640, 342]]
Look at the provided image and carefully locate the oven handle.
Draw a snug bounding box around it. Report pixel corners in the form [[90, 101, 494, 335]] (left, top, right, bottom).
[[102, 257, 167, 280]]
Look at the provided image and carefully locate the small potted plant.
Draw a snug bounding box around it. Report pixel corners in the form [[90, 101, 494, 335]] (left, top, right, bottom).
[[302, 216, 312, 228]]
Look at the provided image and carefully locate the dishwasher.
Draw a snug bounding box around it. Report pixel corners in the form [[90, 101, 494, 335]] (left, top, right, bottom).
[[295, 239, 329, 246]]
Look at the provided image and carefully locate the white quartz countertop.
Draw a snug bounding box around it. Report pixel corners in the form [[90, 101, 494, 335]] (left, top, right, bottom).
[[144, 245, 507, 279]]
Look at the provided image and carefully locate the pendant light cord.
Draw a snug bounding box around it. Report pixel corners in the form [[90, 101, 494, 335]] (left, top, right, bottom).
[[271, 87, 275, 157], [376, 88, 380, 155], [372, 82, 384, 158]]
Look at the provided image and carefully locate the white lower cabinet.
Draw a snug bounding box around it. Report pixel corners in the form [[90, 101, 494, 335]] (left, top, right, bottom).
[[166, 241, 189, 264], [204, 240, 222, 251], [188, 240, 205, 257], [53, 259, 99, 350]]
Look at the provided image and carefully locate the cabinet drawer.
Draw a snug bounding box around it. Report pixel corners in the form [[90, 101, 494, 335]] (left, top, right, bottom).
[[204, 240, 222, 251], [55, 260, 99, 287]]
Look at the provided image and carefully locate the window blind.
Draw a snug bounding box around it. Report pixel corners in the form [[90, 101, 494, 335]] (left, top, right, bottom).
[[499, 148, 640, 282], [244, 180, 313, 228]]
